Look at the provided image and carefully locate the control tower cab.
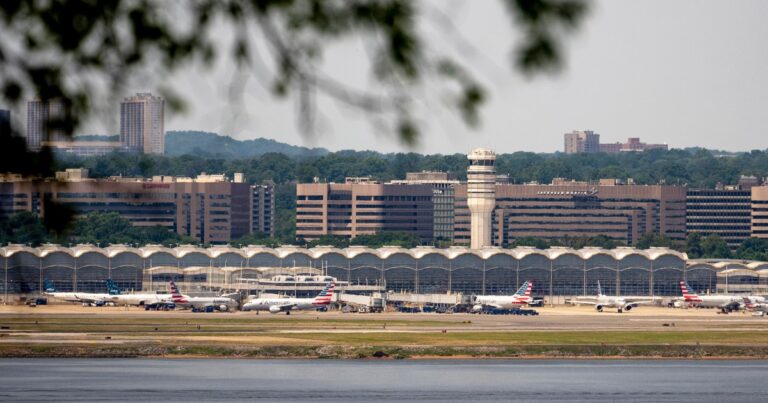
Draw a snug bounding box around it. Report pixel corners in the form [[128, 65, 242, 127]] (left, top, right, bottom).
[[467, 148, 496, 249]]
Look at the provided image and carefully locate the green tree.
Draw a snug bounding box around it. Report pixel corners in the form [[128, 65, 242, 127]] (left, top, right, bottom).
[[351, 232, 420, 248], [232, 232, 282, 248], [700, 234, 731, 259], [735, 238, 768, 261], [635, 233, 679, 250], [509, 236, 550, 249], [0, 212, 50, 246], [307, 235, 351, 249], [686, 232, 704, 259]]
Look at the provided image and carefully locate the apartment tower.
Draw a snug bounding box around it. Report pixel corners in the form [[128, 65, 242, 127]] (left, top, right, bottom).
[[120, 93, 165, 154]]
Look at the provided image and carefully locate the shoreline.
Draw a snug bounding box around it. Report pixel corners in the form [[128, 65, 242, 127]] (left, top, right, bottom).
[[4, 343, 768, 360]]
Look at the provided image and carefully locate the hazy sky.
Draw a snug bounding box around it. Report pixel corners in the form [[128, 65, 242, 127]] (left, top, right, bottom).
[[89, 1, 768, 154]]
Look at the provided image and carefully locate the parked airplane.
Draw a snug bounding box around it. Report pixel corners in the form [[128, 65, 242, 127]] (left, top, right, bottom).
[[107, 285, 174, 307], [168, 281, 238, 312], [242, 281, 335, 314], [44, 279, 120, 305], [575, 281, 653, 313], [472, 281, 533, 311], [679, 281, 746, 309]]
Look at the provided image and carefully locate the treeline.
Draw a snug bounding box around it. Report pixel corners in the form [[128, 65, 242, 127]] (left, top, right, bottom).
[[0, 212, 195, 247], [55, 147, 768, 188], [5, 211, 768, 261]]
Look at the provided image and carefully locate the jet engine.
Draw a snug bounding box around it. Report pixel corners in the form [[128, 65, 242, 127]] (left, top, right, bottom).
[[623, 305, 633, 312], [472, 304, 484, 312], [269, 305, 283, 314], [595, 305, 604, 312], [219, 304, 229, 312]]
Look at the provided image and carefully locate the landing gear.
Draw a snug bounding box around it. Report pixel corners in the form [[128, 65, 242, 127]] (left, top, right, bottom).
[[618, 308, 623, 313], [286, 311, 291, 315]]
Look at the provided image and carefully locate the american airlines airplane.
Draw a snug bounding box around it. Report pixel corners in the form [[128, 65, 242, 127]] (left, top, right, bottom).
[[472, 281, 533, 311], [44, 279, 120, 305], [575, 281, 653, 313], [107, 287, 174, 307], [242, 281, 335, 314], [168, 281, 238, 312], [678, 281, 754, 309]]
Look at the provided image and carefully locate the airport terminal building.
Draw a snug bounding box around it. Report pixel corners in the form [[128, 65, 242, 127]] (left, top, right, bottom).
[[3, 244, 767, 302]]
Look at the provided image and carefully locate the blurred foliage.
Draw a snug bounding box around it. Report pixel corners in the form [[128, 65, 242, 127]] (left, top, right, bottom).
[[0, 212, 195, 247]]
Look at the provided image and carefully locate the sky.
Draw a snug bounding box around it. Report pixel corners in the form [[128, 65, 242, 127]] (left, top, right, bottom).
[[83, 0, 768, 154]]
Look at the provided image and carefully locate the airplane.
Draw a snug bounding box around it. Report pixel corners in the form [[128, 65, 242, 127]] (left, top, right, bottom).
[[242, 281, 335, 315], [472, 281, 533, 312], [43, 279, 120, 305], [168, 281, 238, 312], [575, 281, 653, 313], [678, 281, 750, 309], [107, 284, 174, 307]]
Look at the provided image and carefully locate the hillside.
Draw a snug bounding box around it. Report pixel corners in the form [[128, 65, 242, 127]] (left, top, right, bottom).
[[164, 131, 328, 158]]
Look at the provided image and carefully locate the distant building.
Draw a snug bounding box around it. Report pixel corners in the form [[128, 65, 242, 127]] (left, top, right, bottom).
[[564, 130, 600, 154], [26, 99, 67, 150], [120, 93, 165, 154], [251, 182, 276, 238], [686, 188, 752, 249], [453, 179, 687, 247], [0, 170, 251, 244], [564, 130, 668, 154], [40, 140, 123, 157], [392, 171, 460, 242], [753, 186, 768, 240], [296, 181, 435, 242]]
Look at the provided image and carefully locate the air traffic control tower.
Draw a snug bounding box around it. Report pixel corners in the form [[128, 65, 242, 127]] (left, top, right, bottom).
[[467, 148, 496, 249]]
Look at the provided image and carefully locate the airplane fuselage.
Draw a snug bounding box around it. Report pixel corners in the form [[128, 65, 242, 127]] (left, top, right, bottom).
[[242, 297, 320, 312]]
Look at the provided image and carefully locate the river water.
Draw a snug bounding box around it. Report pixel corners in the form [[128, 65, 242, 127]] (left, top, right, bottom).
[[0, 359, 766, 402]]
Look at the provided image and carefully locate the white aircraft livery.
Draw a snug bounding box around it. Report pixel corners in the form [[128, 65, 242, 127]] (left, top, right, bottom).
[[44, 279, 120, 305], [242, 282, 335, 314], [575, 281, 653, 313], [168, 281, 238, 312], [472, 281, 533, 311]]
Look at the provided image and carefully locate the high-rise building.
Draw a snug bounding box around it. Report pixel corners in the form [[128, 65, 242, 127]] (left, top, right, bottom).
[[686, 189, 752, 249], [120, 93, 165, 154], [251, 181, 276, 238], [26, 99, 67, 150], [564, 130, 600, 154], [467, 148, 496, 248]]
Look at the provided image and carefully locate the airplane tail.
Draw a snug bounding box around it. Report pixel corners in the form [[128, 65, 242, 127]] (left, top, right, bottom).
[[168, 281, 187, 303], [742, 297, 756, 311], [596, 280, 603, 296], [312, 281, 335, 305], [680, 281, 699, 300], [106, 279, 120, 295], [514, 281, 532, 297], [43, 278, 55, 293]]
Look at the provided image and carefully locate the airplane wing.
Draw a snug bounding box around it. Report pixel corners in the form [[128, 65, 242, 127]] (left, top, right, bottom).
[[271, 303, 298, 312]]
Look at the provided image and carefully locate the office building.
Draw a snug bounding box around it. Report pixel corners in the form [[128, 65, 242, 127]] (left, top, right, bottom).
[[251, 181, 276, 238], [753, 186, 768, 239], [26, 99, 67, 150], [391, 171, 459, 242], [0, 170, 251, 244], [120, 93, 165, 154], [296, 178, 435, 242], [686, 189, 752, 249], [453, 179, 687, 247]]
